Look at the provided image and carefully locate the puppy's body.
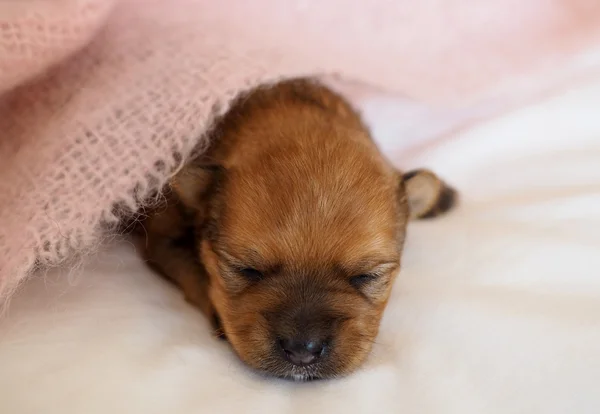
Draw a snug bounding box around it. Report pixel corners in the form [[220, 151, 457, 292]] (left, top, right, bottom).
[[142, 78, 456, 380]]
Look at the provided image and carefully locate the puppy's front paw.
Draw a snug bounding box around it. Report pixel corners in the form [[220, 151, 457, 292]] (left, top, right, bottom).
[[403, 169, 458, 220]]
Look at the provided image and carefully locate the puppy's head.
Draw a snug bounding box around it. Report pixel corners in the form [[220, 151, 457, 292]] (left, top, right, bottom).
[[174, 135, 455, 381]]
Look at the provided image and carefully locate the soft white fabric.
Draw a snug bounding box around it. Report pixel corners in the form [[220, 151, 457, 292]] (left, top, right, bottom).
[[1, 78, 600, 414]]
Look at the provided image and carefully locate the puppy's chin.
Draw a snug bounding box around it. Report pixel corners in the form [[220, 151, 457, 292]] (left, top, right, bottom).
[[272, 350, 373, 382], [239, 344, 373, 382], [272, 364, 330, 382]]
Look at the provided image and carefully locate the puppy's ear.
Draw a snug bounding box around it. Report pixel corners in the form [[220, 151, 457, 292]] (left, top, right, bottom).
[[402, 169, 457, 220], [171, 160, 224, 210]]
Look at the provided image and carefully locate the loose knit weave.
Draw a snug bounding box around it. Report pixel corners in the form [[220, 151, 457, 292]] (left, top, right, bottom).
[[1, 0, 600, 304]]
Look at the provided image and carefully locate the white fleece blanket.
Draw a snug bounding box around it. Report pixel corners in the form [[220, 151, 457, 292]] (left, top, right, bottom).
[[1, 77, 599, 414]]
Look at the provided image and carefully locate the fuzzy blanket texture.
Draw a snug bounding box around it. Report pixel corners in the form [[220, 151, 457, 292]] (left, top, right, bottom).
[[1, 0, 600, 303]]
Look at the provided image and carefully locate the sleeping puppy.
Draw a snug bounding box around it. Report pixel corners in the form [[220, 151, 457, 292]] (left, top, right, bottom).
[[141, 78, 456, 381]]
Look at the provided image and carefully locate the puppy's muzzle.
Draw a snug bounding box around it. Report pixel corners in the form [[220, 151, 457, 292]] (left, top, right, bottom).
[[267, 304, 339, 366]]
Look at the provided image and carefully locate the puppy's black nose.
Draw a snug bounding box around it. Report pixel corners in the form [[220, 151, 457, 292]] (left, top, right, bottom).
[[278, 338, 325, 366]]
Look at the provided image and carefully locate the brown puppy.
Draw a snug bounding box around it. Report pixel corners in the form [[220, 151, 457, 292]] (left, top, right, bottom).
[[141, 78, 456, 381]]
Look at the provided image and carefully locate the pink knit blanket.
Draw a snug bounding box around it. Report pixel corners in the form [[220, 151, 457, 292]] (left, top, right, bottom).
[[1, 0, 600, 304]]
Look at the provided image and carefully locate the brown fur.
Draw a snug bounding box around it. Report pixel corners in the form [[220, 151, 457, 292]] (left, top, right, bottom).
[[140, 78, 457, 380]]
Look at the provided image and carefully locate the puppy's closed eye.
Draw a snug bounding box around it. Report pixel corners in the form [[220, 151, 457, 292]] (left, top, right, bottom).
[[238, 267, 264, 282], [349, 274, 378, 289]]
